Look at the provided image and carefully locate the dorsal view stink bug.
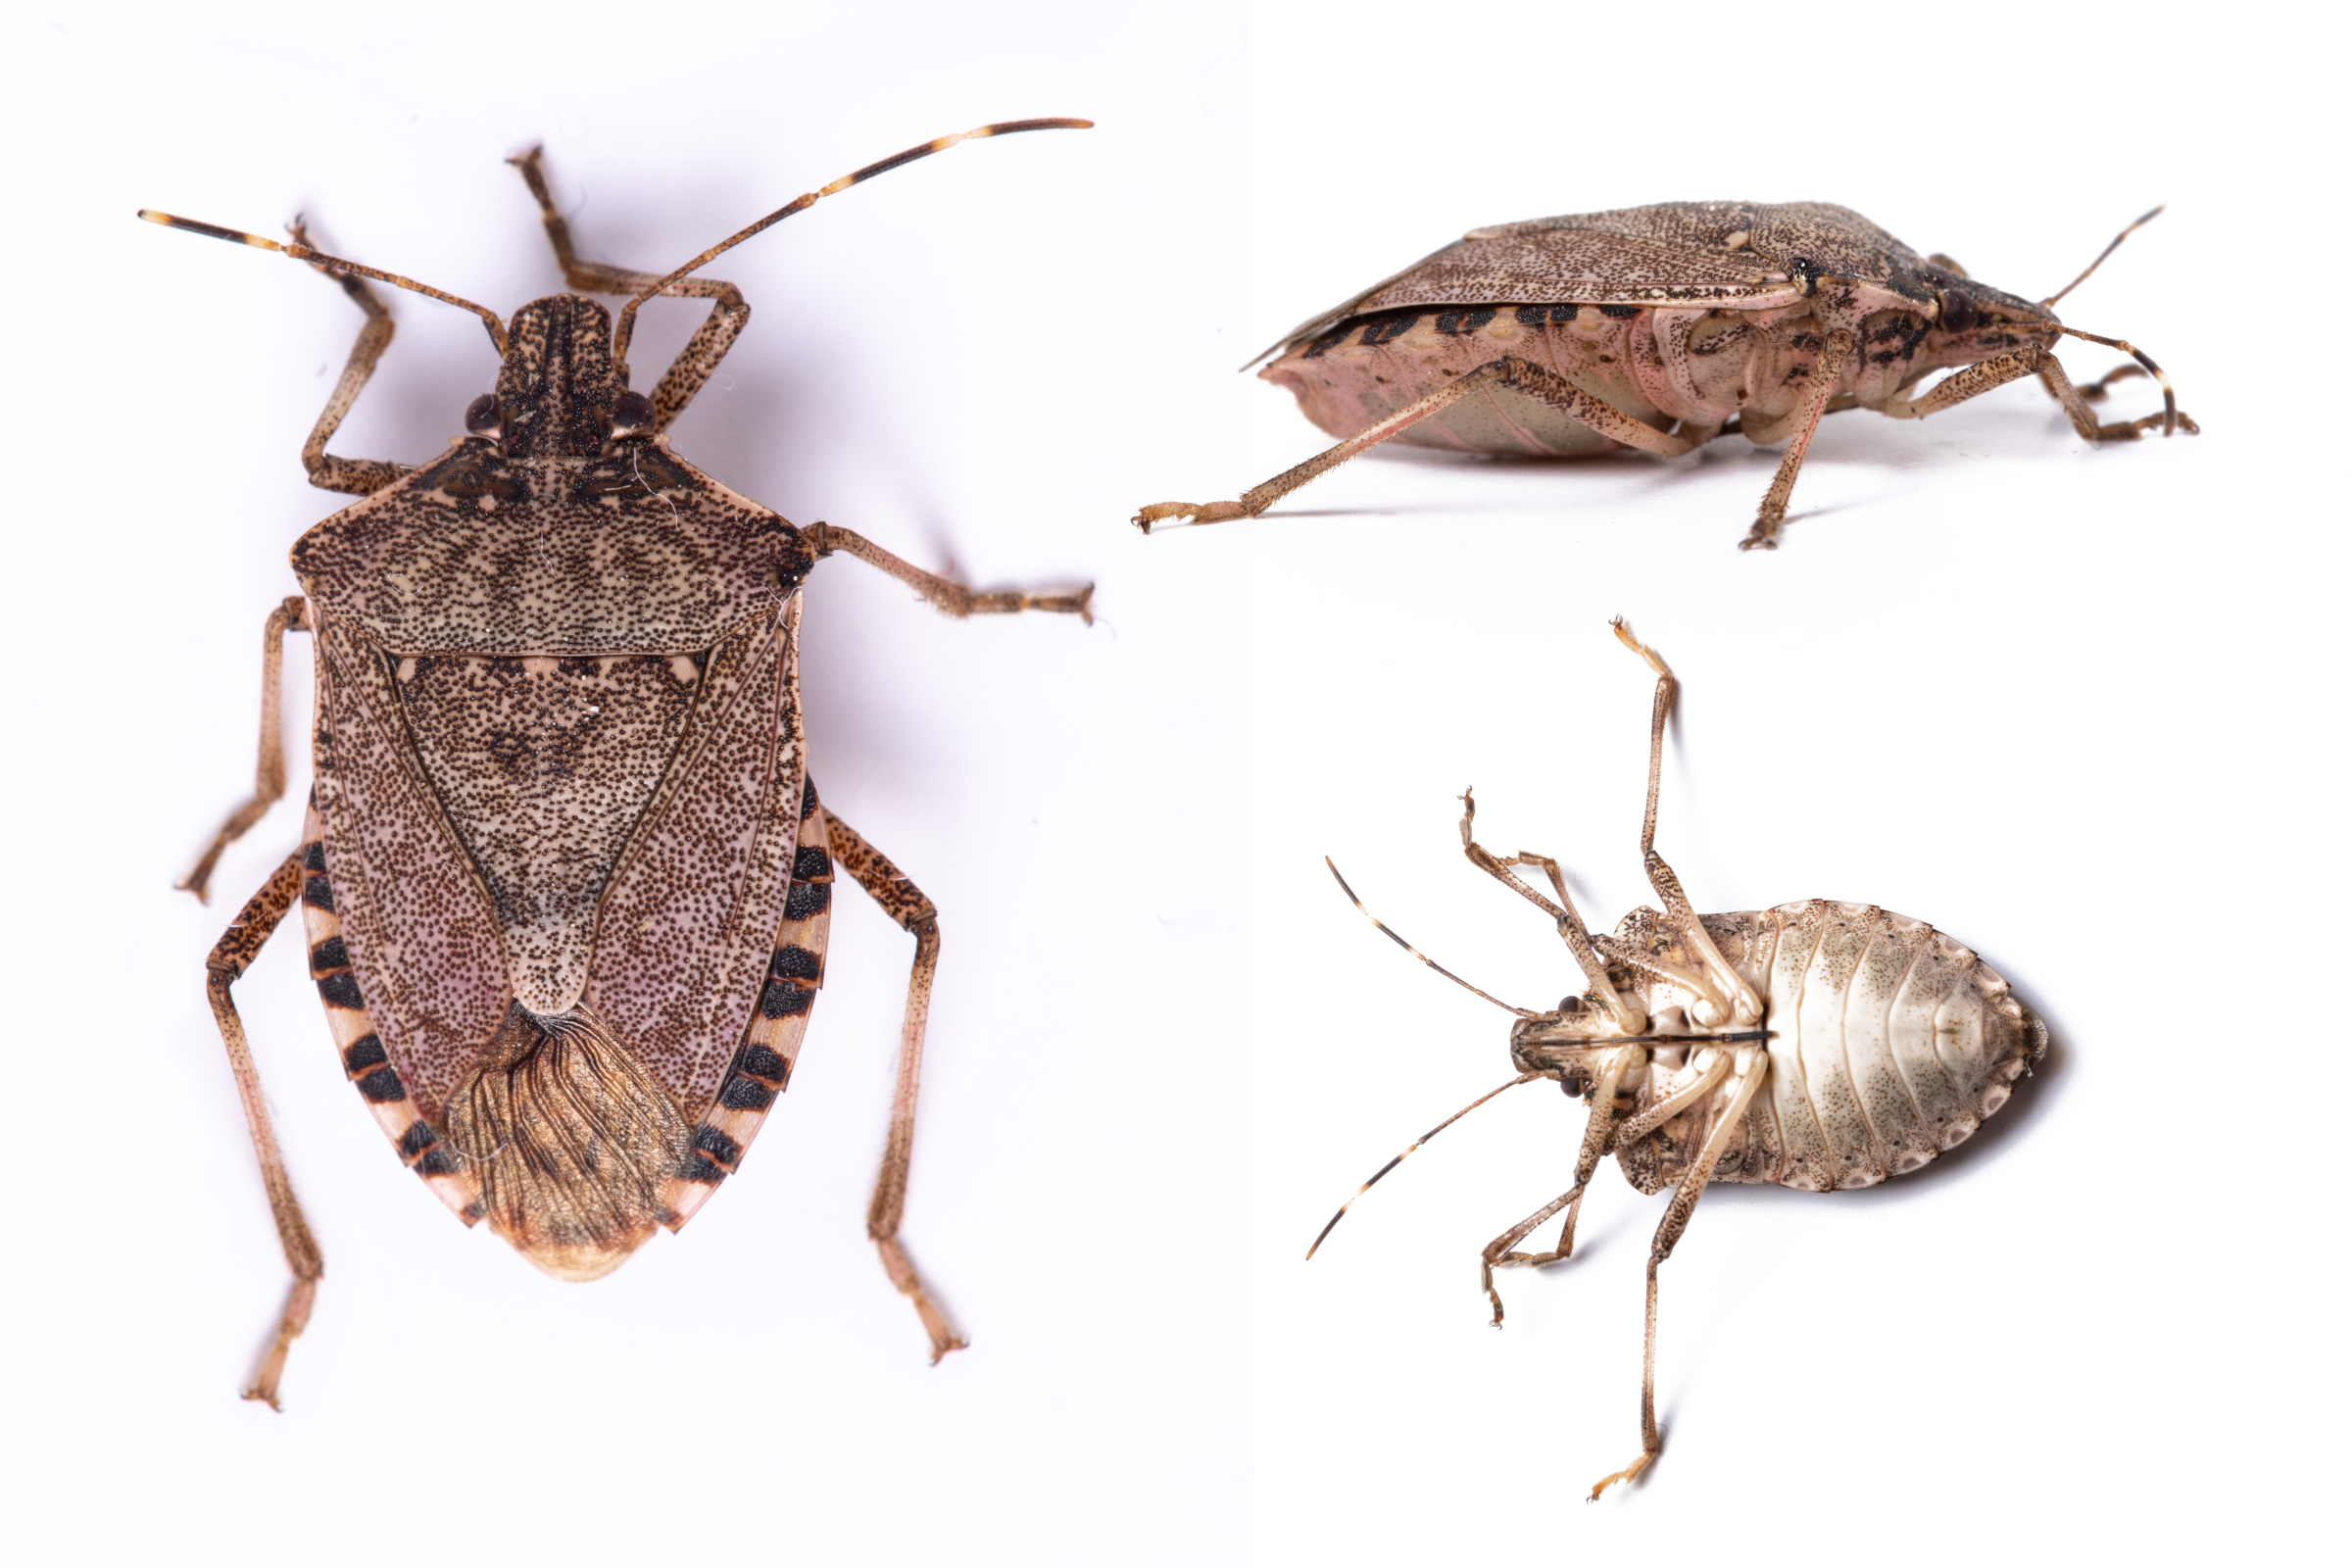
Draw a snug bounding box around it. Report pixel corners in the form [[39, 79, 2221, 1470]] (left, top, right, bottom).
[[1309, 620, 2045, 1495], [148, 119, 1094, 1406], [1137, 202, 2193, 548]]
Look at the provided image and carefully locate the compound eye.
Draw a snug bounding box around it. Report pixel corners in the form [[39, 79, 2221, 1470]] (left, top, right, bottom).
[[1938, 288, 1979, 334], [465, 393, 502, 436], [612, 389, 657, 436]]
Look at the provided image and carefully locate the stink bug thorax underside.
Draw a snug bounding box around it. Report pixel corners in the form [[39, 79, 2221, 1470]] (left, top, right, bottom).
[[497, 295, 620, 457]]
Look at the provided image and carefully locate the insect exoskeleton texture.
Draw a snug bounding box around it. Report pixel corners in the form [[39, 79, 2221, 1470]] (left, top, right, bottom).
[[1137, 201, 2194, 548], [152, 120, 1095, 1408], [1311, 619, 2043, 1498]]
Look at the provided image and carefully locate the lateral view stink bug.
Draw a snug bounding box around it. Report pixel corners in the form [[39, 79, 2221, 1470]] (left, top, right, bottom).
[[1310, 621, 2044, 1495], [1137, 202, 2194, 548], [151, 119, 1094, 1406]]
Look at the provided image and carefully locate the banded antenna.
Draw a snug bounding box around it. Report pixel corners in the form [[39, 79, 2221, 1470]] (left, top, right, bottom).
[[136, 211, 510, 355], [611, 117, 1093, 382]]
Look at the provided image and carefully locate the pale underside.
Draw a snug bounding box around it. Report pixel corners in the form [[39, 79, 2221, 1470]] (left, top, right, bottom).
[[1593, 900, 2042, 1195], [1262, 299, 2013, 459]]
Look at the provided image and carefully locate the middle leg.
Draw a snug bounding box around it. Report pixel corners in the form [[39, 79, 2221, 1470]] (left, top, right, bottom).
[[806, 523, 1095, 621]]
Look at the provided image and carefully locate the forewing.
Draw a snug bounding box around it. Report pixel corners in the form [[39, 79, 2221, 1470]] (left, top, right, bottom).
[[313, 609, 513, 1123], [586, 598, 806, 1111], [1257, 201, 1802, 362], [296, 797, 483, 1223]]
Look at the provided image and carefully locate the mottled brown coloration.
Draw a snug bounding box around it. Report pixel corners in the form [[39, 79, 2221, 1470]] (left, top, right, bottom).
[[1135, 201, 2193, 548], [1312, 622, 2043, 1496], [168, 125, 1092, 1399]]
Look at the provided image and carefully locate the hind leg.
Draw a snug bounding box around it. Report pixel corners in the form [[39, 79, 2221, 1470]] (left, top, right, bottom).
[[1134, 356, 1693, 532], [825, 809, 964, 1362], [203, 852, 325, 1408]]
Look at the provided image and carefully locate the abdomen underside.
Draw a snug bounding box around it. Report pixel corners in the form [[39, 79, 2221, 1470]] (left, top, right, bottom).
[[1613, 900, 2043, 1195]]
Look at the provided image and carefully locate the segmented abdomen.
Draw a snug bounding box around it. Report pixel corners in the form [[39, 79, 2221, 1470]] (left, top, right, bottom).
[[1617, 900, 2043, 1195]]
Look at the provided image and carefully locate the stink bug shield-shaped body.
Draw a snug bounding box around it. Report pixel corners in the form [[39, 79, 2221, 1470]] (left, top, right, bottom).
[[1312, 622, 2044, 1496], [151, 120, 1094, 1406], [1138, 202, 2193, 548]]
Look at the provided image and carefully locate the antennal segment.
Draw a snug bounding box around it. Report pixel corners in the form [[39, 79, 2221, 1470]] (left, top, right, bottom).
[[2041, 205, 2163, 310], [1326, 858, 1539, 1019], [2053, 323, 2181, 436], [1304, 1072, 1542, 1260], [612, 117, 1093, 379], [136, 211, 509, 355]]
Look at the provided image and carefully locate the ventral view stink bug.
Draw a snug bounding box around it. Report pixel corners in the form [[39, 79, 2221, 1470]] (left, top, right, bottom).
[[149, 119, 1095, 1406], [1137, 202, 2193, 548], [1310, 620, 2044, 1495]]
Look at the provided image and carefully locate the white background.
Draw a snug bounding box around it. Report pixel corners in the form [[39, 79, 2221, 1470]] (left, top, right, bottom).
[[1, 3, 2340, 1564]]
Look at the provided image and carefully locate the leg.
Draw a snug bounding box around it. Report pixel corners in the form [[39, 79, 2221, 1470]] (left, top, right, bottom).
[[2033, 350, 2197, 440], [508, 148, 749, 432], [1456, 789, 1644, 1037], [180, 597, 310, 904], [1738, 327, 1856, 551], [823, 808, 965, 1362], [1590, 1046, 1768, 1499], [805, 523, 1094, 622], [1133, 356, 1695, 532], [1479, 1045, 1640, 1323], [204, 852, 325, 1409], [286, 222, 415, 496], [1876, 345, 2197, 441], [1610, 620, 1760, 1026]]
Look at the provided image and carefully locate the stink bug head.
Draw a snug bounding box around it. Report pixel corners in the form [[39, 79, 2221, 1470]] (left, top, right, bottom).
[[493, 296, 622, 458]]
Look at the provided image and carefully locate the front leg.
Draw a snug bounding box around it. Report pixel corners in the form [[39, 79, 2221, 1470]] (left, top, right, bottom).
[[287, 222, 416, 496], [806, 523, 1094, 621], [1875, 346, 2198, 441]]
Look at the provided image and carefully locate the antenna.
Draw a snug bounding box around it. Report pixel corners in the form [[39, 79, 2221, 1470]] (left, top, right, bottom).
[[2041, 205, 2163, 309], [136, 211, 509, 355], [1305, 1073, 1542, 1259], [1326, 858, 1539, 1018], [611, 117, 1092, 380]]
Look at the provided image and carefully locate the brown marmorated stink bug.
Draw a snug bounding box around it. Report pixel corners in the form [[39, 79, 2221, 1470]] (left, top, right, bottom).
[[1309, 620, 2044, 1496], [147, 119, 1094, 1406], [1137, 202, 2193, 548]]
